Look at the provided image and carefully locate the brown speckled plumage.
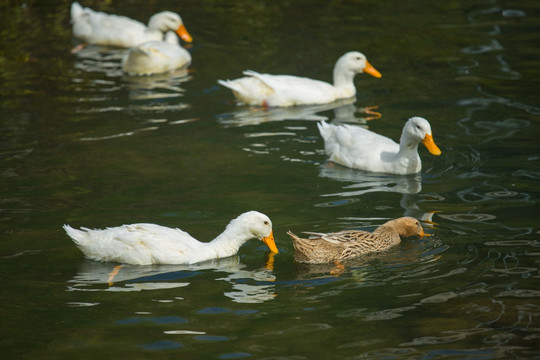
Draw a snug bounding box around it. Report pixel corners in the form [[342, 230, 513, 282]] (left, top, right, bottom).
[[288, 217, 426, 264]]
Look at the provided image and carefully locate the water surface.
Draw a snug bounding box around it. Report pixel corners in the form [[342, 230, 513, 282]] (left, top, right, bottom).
[[1, 0, 539, 358]]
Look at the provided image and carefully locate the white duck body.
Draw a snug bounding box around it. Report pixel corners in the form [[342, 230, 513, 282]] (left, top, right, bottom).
[[70, 2, 192, 48], [122, 31, 192, 75], [64, 211, 278, 265], [318, 116, 442, 175], [218, 51, 381, 107]]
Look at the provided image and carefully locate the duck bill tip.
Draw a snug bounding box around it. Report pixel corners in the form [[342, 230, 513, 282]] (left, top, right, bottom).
[[422, 134, 441, 156], [176, 24, 193, 43], [419, 229, 431, 238], [262, 231, 279, 253], [364, 61, 382, 78]]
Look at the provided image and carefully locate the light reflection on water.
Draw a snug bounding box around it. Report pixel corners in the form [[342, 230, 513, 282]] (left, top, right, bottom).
[[68, 256, 276, 303]]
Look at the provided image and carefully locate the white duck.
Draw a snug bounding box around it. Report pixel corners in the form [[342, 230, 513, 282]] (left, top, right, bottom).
[[122, 31, 192, 75], [217, 51, 382, 107], [64, 211, 278, 265], [318, 116, 442, 175], [70, 2, 192, 49]]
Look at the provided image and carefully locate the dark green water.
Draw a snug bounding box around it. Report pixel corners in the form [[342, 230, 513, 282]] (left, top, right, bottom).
[[1, 0, 540, 358]]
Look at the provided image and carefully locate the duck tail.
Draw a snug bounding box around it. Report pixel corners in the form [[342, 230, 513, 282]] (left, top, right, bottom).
[[287, 230, 306, 252], [286, 230, 299, 240], [70, 2, 84, 21], [288, 231, 318, 263], [63, 224, 88, 246], [217, 79, 238, 92], [317, 121, 331, 140], [242, 70, 260, 78]]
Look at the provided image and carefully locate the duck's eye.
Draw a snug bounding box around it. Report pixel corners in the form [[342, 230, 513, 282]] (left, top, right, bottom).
[[264, 221, 269, 225]]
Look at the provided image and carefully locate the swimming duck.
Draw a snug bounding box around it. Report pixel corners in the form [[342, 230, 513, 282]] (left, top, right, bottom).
[[217, 51, 381, 107], [288, 217, 427, 264], [122, 31, 192, 75], [70, 2, 192, 49], [318, 116, 441, 175], [64, 211, 278, 265]]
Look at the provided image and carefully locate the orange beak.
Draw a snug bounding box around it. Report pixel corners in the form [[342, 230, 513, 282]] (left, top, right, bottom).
[[422, 133, 441, 156], [176, 24, 193, 43], [419, 228, 431, 238], [364, 61, 382, 78], [262, 231, 278, 253]]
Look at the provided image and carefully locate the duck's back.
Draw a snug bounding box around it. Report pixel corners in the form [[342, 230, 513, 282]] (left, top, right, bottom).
[[318, 122, 401, 171], [64, 223, 204, 265], [256, 73, 338, 106], [335, 230, 400, 259], [222, 72, 337, 107], [71, 3, 154, 47], [290, 229, 400, 264], [123, 41, 191, 75]]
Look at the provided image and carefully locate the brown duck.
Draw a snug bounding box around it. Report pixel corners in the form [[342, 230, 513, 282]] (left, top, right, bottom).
[[287, 217, 428, 264]]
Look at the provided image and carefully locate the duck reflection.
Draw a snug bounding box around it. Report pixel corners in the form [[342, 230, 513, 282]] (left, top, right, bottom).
[[217, 98, 379, 127], [68, 254, 276, 303], [319, 164, 422, 197], [72, 45, 125, 77], [330, 104, 381, 125], [317, 164, 439, 227], [73, 44, 192, 104], [122, 68, 192, 103]]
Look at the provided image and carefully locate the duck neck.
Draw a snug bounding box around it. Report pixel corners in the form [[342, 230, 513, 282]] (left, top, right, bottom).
[[374, 218, 409, 237], [333, 67, 357, 98], [146, 15, 169, 37], [207, 219, 253, 258], [398, 131, 421, 155], [374, 219, 398, 233], [396, 131, 422, 173], [372, 220, 403, 245]]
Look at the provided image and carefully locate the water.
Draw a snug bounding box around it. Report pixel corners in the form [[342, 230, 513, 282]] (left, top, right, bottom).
[[1, 0, 539, 358]]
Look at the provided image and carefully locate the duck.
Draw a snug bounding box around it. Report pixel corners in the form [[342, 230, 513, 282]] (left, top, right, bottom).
[[64, 211, 278, 265], [70, 2, 192, 50], [217, 51, 382, 107], [122, 31, 192, 75], [318, 116, 442, 175], [288, 217, 428, 264]]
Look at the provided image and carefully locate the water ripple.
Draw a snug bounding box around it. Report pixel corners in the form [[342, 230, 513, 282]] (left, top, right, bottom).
[[439, 213, 496, 222], [496, 289, 540, 298]]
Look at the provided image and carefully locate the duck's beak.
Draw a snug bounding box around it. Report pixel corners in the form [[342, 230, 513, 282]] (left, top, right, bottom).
[[364, 61, 382, 78], [262, 231, 279, 253], [422, 134, 441, 156], [176, 24, 193, 43], [419, 228, 431, 238]]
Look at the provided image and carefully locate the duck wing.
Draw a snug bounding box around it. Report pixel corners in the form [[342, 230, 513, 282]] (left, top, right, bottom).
[[243, 71, 336, 106], [219, 71, 336, 106], [71, 3, 148, 47], [305, 229, 392, 260], [122, 41, 191, 75], [318, 122, 400, 171], [65, 223, 204, 265], [305, 230, 373, 244]]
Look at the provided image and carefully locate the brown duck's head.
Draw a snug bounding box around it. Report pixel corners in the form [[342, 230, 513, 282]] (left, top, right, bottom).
[[394, 217, 430, 238]]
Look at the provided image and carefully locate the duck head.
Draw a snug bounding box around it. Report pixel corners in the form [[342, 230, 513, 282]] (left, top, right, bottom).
[[336, 51, 382, 78], [392, 217, 430, 238], [148, 11, 193, 43], [242, 211, 278, 253], [404, 117, 441, 155]]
